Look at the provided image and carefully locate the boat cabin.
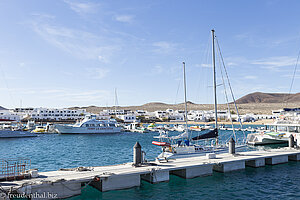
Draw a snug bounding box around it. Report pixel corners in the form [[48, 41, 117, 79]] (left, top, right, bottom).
[[266, 124, 300, 133]]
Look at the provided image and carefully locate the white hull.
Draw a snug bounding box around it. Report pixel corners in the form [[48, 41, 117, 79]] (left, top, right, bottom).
[[55, 124, 122, 134], [247, 133, 288, 145], [0, 130, 37, 138], [157, 144, 246, 160], [173, 127, 185, 132]]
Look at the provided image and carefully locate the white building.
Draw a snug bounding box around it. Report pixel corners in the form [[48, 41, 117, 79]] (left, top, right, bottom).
[[0, 110, 21, 121], [97, 113, 110, 120], [14, 108, 35, 115], [145, 112, 158, 120], [102, 109, 132, 115], [256, 114, 275, 120], [154, 110, 167, 119], [166, 109, 174, 113], [216, 110, 230, 120], [169, 114, 184, 122], [272, 109, 283, 117], [135, 110, 147, 116], [117, 114, 137, 123], [29, 108, 87, 121], [187, 110, 208, 122], [240, 114, 257, 122]]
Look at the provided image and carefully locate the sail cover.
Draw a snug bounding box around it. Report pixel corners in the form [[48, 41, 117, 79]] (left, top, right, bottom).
[[192, 128, 218, 140]]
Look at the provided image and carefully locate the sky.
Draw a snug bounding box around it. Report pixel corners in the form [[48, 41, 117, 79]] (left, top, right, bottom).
[[1, 0, 300, 108]]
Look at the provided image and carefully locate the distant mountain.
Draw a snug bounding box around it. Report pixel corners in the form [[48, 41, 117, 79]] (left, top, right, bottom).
[[0, 106, 7, 110], [69, 101, 197, 113], [142, 102, 169, 107], [235, 92, 300, 104], [68, 92, 300, 115]]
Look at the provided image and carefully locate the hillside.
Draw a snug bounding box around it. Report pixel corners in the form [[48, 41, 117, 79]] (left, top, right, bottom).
[[69, 102, 300, 115], [235, 92, 300, 104], [69, 92, 300, 115], [0, 106, 7, 110]]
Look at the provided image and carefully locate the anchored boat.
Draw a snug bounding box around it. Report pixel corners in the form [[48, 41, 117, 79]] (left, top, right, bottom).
[[0, 123, 37, 138], [246, 120, 299, 145], [55, 115, 122, 134], [0, 130, 37, 138]]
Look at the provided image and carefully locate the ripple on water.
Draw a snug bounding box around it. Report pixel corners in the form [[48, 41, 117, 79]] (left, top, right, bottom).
[[0, 129, 298, 199]]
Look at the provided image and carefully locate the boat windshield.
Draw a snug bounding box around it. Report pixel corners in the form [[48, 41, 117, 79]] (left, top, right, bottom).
[[277, 126, 287, 132], [288, 126, 300, 133]]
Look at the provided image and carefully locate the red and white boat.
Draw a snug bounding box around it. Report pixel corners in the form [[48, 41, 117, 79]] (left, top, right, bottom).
[[152, 141, 171, 146]]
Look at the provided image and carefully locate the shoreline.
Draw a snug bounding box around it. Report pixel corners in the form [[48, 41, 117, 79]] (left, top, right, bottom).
[[154, 119, 273, 126]]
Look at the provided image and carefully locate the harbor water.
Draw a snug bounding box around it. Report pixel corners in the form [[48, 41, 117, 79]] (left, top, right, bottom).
[[1, 126, 298, 199], [71, 162, 300, 200]]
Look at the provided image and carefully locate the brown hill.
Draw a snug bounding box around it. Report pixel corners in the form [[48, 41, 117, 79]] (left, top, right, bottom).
[[69, 102, 196, 113], [68, 92, 300, 115], [235, 92, 300, 104]]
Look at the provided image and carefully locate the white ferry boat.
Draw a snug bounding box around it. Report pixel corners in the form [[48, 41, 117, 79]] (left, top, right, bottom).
[[55, 115, 122, 134]]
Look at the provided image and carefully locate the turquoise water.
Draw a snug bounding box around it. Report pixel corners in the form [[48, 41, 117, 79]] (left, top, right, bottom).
[[0, 126, 256, 171], [2, 125, 298, 200], [70, 162, 300, 200]]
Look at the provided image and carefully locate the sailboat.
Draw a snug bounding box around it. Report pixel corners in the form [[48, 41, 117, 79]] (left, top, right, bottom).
[[152, 30, 246, 160]]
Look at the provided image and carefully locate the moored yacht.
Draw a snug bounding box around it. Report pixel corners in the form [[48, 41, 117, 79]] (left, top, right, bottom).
[[0, 129, 37, 138], [55, 115, 122, 134], [246, 120, 299, 145], [173, 124, 185, 132], [0, 123, 37, 138], [152, 30, 246, 160]]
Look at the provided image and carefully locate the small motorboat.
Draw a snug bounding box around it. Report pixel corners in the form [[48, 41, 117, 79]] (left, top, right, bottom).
[[152, 141, 171, 146]]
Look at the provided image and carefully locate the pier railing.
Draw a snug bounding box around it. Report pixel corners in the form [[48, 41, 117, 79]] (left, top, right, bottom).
[[0, 158, 31, 181]]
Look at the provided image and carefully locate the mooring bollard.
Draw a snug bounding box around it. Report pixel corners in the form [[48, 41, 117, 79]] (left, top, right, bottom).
[[229, 137, 235, 154], [133, 142, 142, 166], [289, 135, 295, 148]]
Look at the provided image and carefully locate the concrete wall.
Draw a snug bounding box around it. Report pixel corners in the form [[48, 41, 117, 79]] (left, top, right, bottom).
[[171, 164, 213, 178]]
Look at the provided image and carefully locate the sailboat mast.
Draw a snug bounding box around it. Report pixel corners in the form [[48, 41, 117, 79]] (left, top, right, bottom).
[[114, 88, 118, 115], [183, 62, 188, 133], [212, 29, 218, 130]]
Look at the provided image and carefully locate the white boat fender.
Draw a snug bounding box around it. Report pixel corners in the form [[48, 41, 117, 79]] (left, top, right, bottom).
[[29, 169, 39, 178]]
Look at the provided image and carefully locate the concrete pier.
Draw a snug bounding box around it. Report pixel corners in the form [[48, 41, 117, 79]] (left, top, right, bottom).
[[213, 160, 245, 172], [30, 180, 82, 199], [89, 173, 141, 192], [288, 153, 300, 161], [1, 148, 300, 199], [101, 174, 140, 192], [141, 169, 169, 183], [245, 158, 265, 168], [171, 164, 213, 179], [265, 155, 288, 165]]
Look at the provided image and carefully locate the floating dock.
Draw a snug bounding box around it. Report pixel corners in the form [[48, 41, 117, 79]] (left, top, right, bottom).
[[0, 147, 300, 199]]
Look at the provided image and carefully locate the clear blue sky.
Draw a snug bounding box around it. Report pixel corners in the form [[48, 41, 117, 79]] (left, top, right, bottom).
[[1, 0, 300, 108]]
